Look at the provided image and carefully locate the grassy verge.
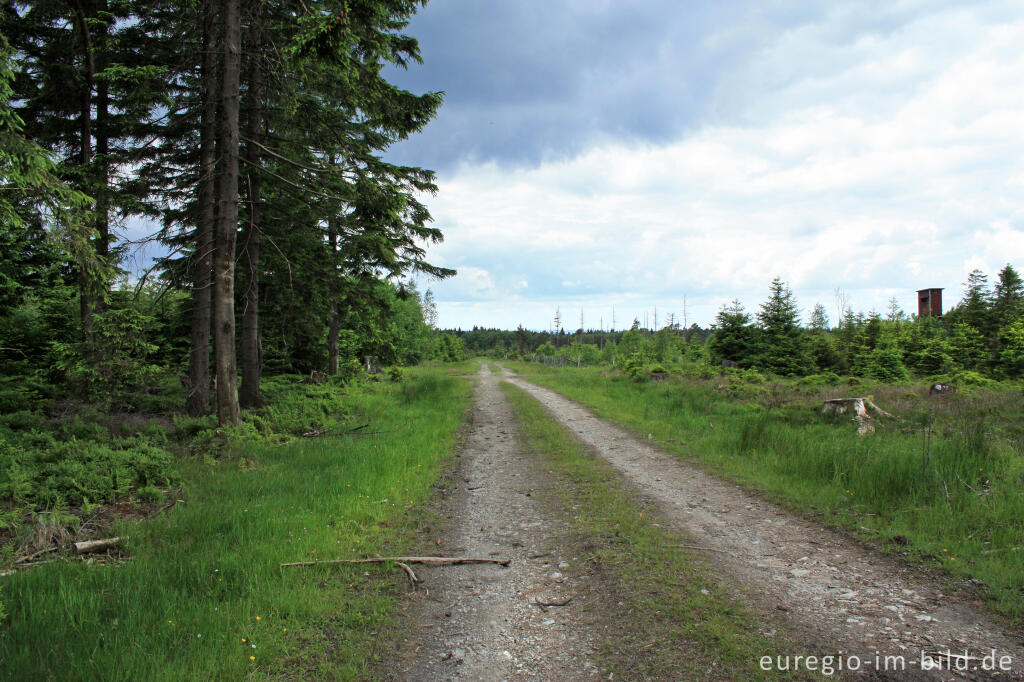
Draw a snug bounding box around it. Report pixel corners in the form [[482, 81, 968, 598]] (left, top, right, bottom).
[[501, 381, 815, 680], [0, 369, 470, 680], [502, 361, 1024, 626]]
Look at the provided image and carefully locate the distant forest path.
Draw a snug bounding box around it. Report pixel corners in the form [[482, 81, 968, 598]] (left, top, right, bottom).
[[499, 365, 1024, 681]]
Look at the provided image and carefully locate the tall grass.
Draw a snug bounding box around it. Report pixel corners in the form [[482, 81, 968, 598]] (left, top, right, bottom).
[[0, 371, 470, 680], [506, 362, 1024, 625]]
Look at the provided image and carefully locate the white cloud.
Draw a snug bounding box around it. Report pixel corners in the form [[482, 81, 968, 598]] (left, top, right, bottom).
[[420, 4, 1024, 329], [437, 266, 496, 301]]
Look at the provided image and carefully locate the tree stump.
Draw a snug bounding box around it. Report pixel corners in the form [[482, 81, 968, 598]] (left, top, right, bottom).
[[819, 395, 876, 432]]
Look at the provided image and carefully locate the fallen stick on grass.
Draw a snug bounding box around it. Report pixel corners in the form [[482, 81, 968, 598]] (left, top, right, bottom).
[[16, 545, 60, 564], [280, 556, 511, 568], [0, 559, 55, 577]]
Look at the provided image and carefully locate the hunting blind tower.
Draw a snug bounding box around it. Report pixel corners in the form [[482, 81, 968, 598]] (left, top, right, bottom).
[[917, 288, 943, 317]]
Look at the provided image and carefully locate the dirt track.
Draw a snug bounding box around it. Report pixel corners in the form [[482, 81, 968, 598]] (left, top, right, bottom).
[[392, 365, 600, 680], [502, 366, 1024, 681], [394, 364, 1024, 680]]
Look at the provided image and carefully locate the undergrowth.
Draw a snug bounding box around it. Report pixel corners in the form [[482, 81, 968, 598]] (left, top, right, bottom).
[[0, 367, 471, 680]]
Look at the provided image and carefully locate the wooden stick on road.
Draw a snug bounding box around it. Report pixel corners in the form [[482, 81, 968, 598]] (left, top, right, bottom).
[[394, 561, 420, 586]]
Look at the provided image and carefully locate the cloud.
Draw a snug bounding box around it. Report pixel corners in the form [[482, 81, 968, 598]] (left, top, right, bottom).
[[386, 0, 838, 171], [393, 1, 1024, 330], [389, 1, 1023, 173], [415, 3, 1024, 330], [437, 266, 496, 301]]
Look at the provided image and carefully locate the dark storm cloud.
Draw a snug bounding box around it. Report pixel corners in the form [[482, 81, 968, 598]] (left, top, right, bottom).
[[384, 0, 830, 171]]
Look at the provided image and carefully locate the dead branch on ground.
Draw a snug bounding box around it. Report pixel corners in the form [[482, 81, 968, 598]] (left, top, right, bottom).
[[280, 555, 511, 568], [533, 596, 573, 612], [675, 544, 730, 553], [395, 561, 420, 586]]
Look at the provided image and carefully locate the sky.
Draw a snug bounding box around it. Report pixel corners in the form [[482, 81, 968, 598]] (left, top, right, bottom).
[[380, 0, 1024, 331]]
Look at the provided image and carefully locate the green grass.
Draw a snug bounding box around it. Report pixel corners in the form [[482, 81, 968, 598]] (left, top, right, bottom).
[[0, 369, 471, 680], [501, 381, 814, 680], [503, 361, 1024, 626]]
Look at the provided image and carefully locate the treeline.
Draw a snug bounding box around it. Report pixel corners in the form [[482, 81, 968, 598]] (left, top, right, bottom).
[[708, 269, 1024, 381], [452, 325, 712, 357], [0, 0, 456, 423], [470, 268, 1024, 383]]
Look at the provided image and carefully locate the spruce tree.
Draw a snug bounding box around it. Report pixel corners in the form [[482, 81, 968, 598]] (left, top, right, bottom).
[[708, 299, 755, 367], [992, 264, 1024, 326], [954, 268, 992, 333], [808, 303, 829, 332], [5, 1, 170, 339], [753, 277, 810, 376], [991, 264, 1024, 375]]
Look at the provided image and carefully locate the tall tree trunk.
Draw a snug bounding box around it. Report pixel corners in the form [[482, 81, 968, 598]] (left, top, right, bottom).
[[239, 22, 263, 409], [213, 0, 241, 426], [187, 0, 219, 417], [327, 220, 339, 375], [73, 2, 95, 342], [94, 12, 109, 309]]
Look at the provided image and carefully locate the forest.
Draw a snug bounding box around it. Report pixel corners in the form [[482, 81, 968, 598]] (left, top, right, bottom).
[[0, 4, 473, 668], [3, 1, 1024, 678], [463, 269, 1024, 385], [1, 0, 464, 424]]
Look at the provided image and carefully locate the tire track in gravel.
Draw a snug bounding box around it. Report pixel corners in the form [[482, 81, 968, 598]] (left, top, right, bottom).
[[501, 367, 1024, 681], [391, 364, 601, 681]]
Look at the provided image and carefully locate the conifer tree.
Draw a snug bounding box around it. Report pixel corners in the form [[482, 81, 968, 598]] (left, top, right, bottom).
[[4, 1, 169, 339], [708, 299, 755, 367], [953, 268, 992, 333], [808, 303, 829, 332], [753, 277, 810, 376], [992, 264, 1024, 326]]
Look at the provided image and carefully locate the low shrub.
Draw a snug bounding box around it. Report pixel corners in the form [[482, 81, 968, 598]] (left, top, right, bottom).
[[741, 369, 767, 384], [797, 372, 842, 388], [952, 370, 997, 388], [0, 410, 47, 432], [0, 388, 34, 413]]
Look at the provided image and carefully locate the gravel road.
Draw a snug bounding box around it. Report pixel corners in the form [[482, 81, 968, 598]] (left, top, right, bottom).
[[392, 365, 601, 680], [501, 366, 1024, 681]]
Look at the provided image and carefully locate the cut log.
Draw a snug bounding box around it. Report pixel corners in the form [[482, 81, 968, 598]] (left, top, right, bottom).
[[74, 537, 122, 554]]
